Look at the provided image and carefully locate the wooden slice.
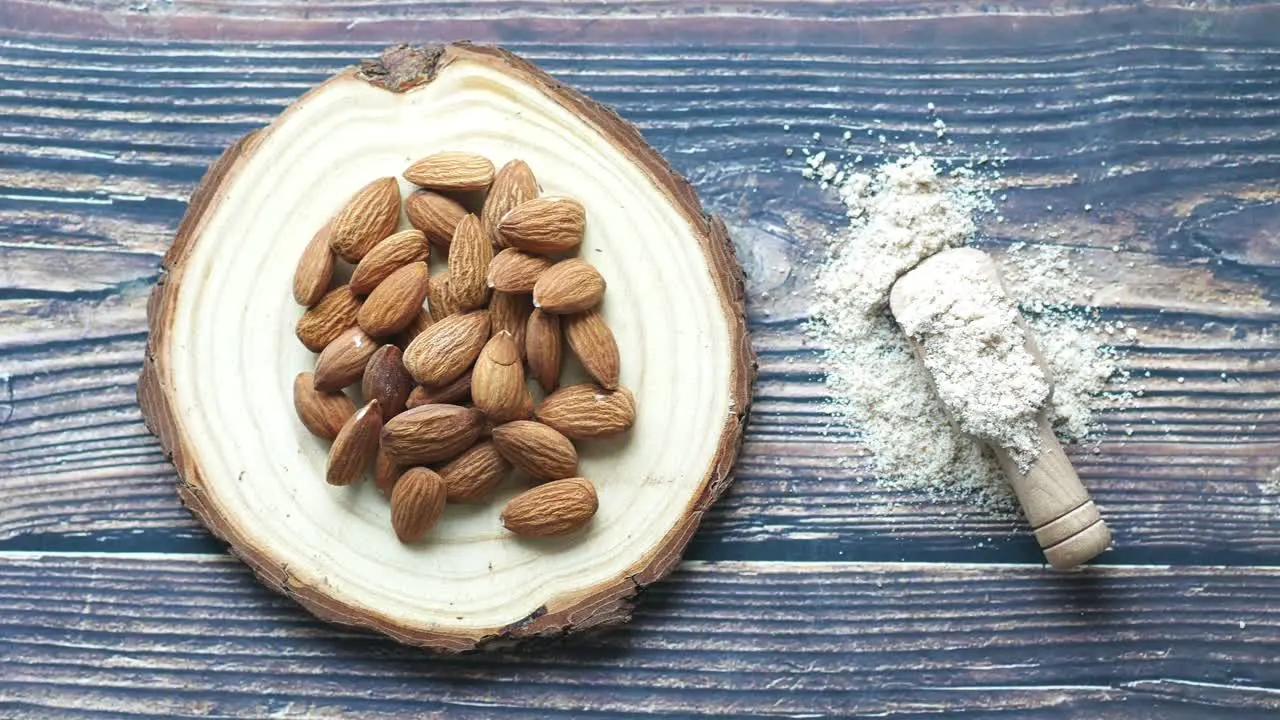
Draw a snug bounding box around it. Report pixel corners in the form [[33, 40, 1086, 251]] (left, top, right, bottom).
[[137, 43, 754, 652]]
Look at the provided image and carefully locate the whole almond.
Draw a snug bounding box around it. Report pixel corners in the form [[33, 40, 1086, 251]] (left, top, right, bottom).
[[293, 222, 335, 306], [292, 372, 356, 440], [381, 404, 485, 464], [329, 176, 401, 262], [487, 248, 553, 293], [313, 326, 380, 392], [296, 285, 360, 352], [448, 214, 492, 311], [405, 190, 467, 250], [491, 421, 578, 483], [350, 229, 428, 295], [357, 261, 430, 338], [472, 331, 532, 424], [501, 477, 598, 537], [403, 151, 495, 192], [525, 309, 562, 394], [534, 259, 606, 314], [394, 309, 434, 350], [390, 467, 447, 542], [564, 309, 620, 390], [498, 196, 585, 254], [490, 291, 533, 359], [407, 370, 472, 408], [326, 400, 382, 486], [482, 160, 540, 247], [402, 310, 490, 386], [374, 447, 402, 498], [362, 344, 414, 421], [440, 442, 510, 503], [536, 384, 636, 439], [426, 270, 458, 322]]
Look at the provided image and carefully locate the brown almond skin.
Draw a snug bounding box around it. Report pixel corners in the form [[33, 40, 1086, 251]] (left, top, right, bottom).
[[536, 384, 636, 439], [403, 151, 495, 192], [405, 190, 467, 250], [350, 229, 428, 295], [534, 259, 606, 314], [491, 421, 578, 483], [402, 310, 490, 387], [448, 214, 492, 311], [498, 196, 585, 254], [394, 309, 434, 350], [313, 326, 380, 392], [482, 160, 540, 247], [362, 345, 414, 421], [407, 370, 473, 408], [373, 448, 402, 498], [326, 400, 382, 486], [490, 291, 533, 360], [501, 477, 598, 537], [472, 331, 532, 424], [563, 309, 620, 390], [293, 222, 335, 307], [525, 309, 562, 394], [296, 285, 360, 352], [357, 261, 430, 338], [426, 270, 458, 322], [390, 467, 447, 542], [292, 372, 356, 440], [439, 442, 510, 503], [329, 176, 401, 262], [487, 248, 553, 293], [381, 404, 485, 464]]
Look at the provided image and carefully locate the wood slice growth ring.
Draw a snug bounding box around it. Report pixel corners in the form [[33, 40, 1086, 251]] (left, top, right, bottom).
[[137, 43, 754, 651]]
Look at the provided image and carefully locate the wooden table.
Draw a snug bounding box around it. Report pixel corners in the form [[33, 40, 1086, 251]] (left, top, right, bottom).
[[2, 1, 1279, 716]]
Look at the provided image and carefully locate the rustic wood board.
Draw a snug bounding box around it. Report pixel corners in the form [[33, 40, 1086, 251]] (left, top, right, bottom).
[[0, 0, 1278, 715]]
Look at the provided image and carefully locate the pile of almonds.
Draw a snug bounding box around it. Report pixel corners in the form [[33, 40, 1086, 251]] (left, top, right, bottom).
[[291, 152, 635, 542]]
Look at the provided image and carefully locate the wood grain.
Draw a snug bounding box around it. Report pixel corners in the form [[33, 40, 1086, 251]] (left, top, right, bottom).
[[1, 15, 1279, 563]]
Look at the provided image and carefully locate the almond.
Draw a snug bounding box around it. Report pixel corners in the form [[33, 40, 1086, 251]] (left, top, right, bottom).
[[426, 269, 459, 322], [534, 259, 606, 314], [563, 309, 620, 390], [498, 196, 585, 254], [326, 400, 382, 486], [439, 442, 510, 503], [390, 467, 447, 542], [491, 421, 578, 483], [362, 344, 414, 421], [373, 447, 402, 498], [403, 151, 495, 192], [501, 477, 598, 537], [487, 248, 553, 293], [381, 404, 485, 464], [293, 222, 335, 307], [472, 331, 532, 424], [357, 261, 430, 338], [490, 291, 533, 359], [407, 370, 472, 408], [394, 309, 434, 350], [313, 326, 380, 392], [448, 214, 492, 311], [350, 229, 428, 295], [536, 384, 636, 439], [482, 159, 540, 247], [296, 285, 360, 352], [292, 372, 356, 440], [525, 309, 562, 394], [405, 189, 467, 250], [402, 310, 490, 386], [329, 176, 401, 262]]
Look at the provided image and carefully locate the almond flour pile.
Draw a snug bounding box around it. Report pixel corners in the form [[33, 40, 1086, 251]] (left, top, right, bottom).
[[802, 154, 1129, 508]]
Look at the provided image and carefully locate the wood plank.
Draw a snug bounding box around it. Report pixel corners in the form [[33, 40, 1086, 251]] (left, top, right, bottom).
[[0, 552, 1277, 717]]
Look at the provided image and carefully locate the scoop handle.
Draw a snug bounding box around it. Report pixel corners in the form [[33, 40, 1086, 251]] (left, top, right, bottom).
[[992, 417, 1111, 568]]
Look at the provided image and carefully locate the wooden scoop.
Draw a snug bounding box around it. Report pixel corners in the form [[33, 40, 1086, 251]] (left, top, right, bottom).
[[889, 248, 1111, 569]]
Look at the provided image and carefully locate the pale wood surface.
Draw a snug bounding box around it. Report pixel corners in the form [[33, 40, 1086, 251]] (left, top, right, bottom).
[[0, 0, 1278, 715]]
